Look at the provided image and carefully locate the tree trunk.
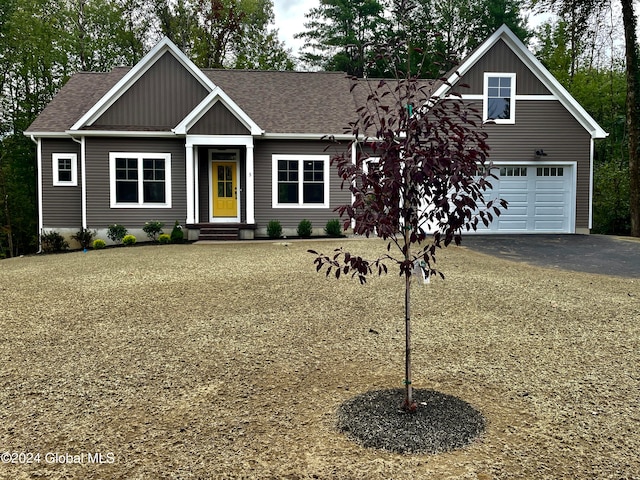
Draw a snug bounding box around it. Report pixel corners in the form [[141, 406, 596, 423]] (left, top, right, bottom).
[[621, 0, 640, 236], [404, 265, 413, 410]]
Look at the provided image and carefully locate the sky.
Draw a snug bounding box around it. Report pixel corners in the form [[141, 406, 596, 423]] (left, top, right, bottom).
[[272, 0, 319, 54]]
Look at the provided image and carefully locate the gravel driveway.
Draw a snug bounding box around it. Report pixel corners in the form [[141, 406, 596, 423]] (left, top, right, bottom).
[[461, 234, 640, 278], [0, 240, 638, 479]]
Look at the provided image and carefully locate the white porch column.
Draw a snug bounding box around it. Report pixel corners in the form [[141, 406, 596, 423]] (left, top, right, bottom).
[[185, 143, 196, 224], [245, 143, 255, 224]]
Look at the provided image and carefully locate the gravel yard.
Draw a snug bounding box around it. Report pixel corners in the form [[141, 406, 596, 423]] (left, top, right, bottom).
[[0, 239, 639, 479]]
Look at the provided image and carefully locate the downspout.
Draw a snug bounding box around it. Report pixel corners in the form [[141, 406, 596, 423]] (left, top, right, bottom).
[[70, 135, 86, 230], [29, 135, 43, 253]]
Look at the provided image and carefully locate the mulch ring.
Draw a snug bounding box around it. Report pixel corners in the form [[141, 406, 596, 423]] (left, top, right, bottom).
[[337, 388, 486, 454]]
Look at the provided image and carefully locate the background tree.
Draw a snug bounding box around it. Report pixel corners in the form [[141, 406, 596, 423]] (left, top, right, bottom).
[[310, 45, 506, 411], [529, 0, 639, 236], [295, 0, 387, 76]]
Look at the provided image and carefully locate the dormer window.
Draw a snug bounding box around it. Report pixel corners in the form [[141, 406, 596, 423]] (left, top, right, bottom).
[[484, 73, 516, 124]]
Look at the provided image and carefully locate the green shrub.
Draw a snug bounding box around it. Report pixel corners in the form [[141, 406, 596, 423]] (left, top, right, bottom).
[[143, 221, 164, 241], [297, 219, 313, 238], [107, 224, 128, 244], [41, 231, 69, 253], [72, 228, 96, 249], [325, 218, 342, 237], [158, 233, 171, 244], [170, 221, 184, 243], [122, 234, 137, 246], [93, 239, 106, 249], [267, 220, 282, 239]]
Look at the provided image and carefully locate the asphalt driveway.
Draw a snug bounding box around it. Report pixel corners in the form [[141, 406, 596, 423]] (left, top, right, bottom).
[[460, 234, 640, 278]]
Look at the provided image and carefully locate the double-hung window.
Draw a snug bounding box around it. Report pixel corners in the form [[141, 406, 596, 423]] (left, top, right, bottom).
[[484, 73, 516, 124], [272, 155, 330, 208], [109, 152, 172, 208], [52, 153, 78, 186]]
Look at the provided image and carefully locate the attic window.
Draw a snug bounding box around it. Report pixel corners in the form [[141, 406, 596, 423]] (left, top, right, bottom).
[[52, 153, 78, 186], [484, 73, 516, 124]]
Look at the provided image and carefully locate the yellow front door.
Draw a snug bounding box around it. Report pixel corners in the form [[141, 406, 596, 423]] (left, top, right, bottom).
[[212, 161, 237, 218]]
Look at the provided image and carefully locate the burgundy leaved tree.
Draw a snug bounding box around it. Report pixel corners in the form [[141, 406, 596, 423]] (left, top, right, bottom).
[[309, 44, 507, 413]]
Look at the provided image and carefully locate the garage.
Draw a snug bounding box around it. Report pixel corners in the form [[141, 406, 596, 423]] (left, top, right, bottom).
[[477, 164, 575, 233]]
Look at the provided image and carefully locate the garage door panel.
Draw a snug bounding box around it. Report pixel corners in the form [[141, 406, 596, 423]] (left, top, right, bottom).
[[535, 192, 565, 203], [535, 205, 566, 216], [465, 164, 573, 233]]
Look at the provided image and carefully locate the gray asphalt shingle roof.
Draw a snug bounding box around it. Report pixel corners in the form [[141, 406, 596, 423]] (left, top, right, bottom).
[[25, 67, 361, 135]]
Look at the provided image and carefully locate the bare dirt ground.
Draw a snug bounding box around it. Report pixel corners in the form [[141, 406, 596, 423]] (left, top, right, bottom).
[[0, 239, 638, 479]]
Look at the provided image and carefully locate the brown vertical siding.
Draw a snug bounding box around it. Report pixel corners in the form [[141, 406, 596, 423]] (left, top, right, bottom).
[[94, 52, 209, 129], [253, 139, 352, 230], [84, 137, 186, 229], [41, 138, 82, 228], [189, 102, 250, 135], [459, 40, 551, 95], [467, 99, 591, 229]]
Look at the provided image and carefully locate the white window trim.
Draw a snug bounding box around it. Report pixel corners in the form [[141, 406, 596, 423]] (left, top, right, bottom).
[[109, 152, 172, 208], [483, 72, 516, 124], [52, 153, 78, 186], [272, 154, 330, 209]]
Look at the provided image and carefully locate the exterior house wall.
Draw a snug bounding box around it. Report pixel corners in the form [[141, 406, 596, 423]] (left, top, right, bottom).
[[465, 99, 591, 229], [41, 138, 82, 228], [84, 137, 186, 229], [253, 139, 352, 232], [189, 102, 250, 135], [458, 39, 551, 95], [93, 52, 209, 129]]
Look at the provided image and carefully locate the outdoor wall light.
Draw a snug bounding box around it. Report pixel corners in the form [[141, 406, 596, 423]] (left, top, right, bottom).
[[535, 149, 548, 157]]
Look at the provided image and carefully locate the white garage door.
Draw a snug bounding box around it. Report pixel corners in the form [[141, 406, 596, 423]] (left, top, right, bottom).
[[478, 165, 574, 233]]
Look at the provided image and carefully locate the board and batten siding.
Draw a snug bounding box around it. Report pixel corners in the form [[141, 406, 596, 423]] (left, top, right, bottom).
[[458, 39, 551, 95], [189, 102, 250, 136], [84, 137, 186, 229], [41, 138, 82, 228], [253, 139, 351, 230], [469, 99, 592, 229], [93, 52, 209, 129]]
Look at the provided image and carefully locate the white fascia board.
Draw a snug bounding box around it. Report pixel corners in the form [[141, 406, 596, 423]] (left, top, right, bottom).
[[432, 25, 608, 140], [261, 132, 354, 141], [65, 130, 177, 137], [24, 131, 70, 138], [173, 86, 263, 136], [70, 37, 216, 131]]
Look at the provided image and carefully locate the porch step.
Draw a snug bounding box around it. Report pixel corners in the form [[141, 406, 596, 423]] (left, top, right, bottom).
[[198, 225, 239, 241]]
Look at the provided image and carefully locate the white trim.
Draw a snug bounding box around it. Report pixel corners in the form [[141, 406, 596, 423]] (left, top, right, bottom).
[[433, 25, 607, 139], [109, 152, 172, 208], [71, 37, 215, 131], [36, 138, 43, 238], [52, 153, 78, 186], [65, 130, 177, 138], [262, 132, 354, 141], [208, 149, 241, 222], [80, 138, 86, 229], [272, 154, 330, 209], [185, 144, 195, 224], [461, 94, 558, 101], [185, 135, 253, 148], [589, 138, 594, 230], [483, 72, 516, 124], [245, 144, 255, 224], [173, 87, 263, 136]]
